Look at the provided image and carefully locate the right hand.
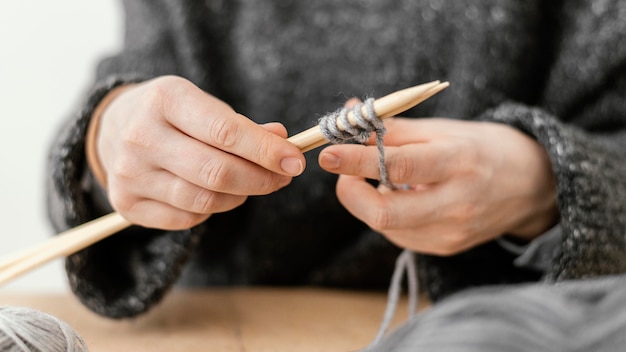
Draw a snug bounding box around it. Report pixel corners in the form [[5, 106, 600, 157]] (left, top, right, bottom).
[[93, 76, 305, 230]]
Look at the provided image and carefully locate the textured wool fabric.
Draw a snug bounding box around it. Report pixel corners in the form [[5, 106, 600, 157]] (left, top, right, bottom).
[[367, 275, 626, 351], [46, 0, 626, 319]]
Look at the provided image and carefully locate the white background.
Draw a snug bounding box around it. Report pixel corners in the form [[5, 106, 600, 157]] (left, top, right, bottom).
[[0, 1, 122, 292]]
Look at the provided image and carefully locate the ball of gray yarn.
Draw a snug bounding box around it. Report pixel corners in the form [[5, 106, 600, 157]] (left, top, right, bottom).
[[0, 306, 88, 352]]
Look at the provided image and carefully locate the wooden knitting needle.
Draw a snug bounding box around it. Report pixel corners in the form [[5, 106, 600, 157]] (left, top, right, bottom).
[[0, 80, 448, 286], [290, 80, 448, 152], [0, 212, 130, 284]]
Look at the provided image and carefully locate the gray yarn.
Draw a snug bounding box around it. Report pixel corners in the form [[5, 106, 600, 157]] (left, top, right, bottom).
[[365, 249, 418, 350], [0, 307, 88, 352], [318, 99, 419, 348], [366, 275, 626, 351], [318, 98, 395, 189]]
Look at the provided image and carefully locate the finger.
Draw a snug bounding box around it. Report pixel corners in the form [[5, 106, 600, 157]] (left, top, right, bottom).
[[116, 198, 212, 231], [380, 226, 473, 256], [335, 175, 441, 230], [381, 118, 476, 146], [157, 77, 305, 176], [113, 169, 248, 215], [347, 118, 433, 147], [320, 142, 456, 184], [382, 212, 497, 256], [336, 174, 493, 256], [151, 126, 293, 195], [335, 175, 452, 253], [377, 227, 446, 254]]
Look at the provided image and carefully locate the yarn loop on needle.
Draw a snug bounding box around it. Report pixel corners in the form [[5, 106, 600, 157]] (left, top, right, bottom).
[[318, 98, 395, 189]]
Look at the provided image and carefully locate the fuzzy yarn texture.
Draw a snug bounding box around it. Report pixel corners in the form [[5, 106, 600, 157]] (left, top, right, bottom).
[[366, 274, 626, 351], [318, 97, 395, 189], [46, 0, 626, 321], [0, 307, 88, 352]]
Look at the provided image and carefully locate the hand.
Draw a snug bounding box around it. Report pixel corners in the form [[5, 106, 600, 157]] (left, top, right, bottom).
[[93, 76, 305, 230], [319, 117, 558, 255]]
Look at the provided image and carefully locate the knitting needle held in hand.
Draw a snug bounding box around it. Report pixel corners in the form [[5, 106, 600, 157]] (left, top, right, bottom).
[[0, 81, 449, 287], [289, 80, 449, 152]]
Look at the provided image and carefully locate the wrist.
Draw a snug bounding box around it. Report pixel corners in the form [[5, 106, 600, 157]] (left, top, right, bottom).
[[490, 122, 560, 241], [85, 84, 134, 188], [508, 204, 559, 241], [507, 168, 559, 241]]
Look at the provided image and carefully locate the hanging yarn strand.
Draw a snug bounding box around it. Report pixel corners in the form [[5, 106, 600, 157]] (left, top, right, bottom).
[[362, 249, 418, 350], [317, 93, 426, 349]]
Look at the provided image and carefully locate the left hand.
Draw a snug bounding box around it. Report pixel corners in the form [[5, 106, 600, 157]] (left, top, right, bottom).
[[318, 117, 558, 255]]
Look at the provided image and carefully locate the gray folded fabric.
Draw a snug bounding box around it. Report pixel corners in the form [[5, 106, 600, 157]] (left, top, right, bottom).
[[367, 274, 626, 352]]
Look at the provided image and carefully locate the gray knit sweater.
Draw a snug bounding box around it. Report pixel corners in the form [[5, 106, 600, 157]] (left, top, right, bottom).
[[47, 0, 626, 318]]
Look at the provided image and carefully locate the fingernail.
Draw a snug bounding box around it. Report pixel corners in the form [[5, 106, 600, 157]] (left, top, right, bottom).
[[281, 157, 303, 176], [320, 153, 341, 169]]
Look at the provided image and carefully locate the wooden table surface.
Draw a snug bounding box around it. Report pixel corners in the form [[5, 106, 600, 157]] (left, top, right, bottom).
[[0, 287, 428, 351]]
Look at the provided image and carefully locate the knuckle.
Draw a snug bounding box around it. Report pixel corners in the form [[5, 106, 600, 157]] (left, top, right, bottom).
[[174, 213, 203, 230], [119, 122, 154, 150], [142, 76, 192, 114], [110, 154, 141, 180], [159, 207, 208, 230], [108, 189, 137, 214], [259, 175, 289, 195], [389, 153, 415, 182], [191, 189, 218, 214], [370, 204, 396, 232], [200, 158, 231, 190], [256, 176, 274, 195], [255, 131, 279, 164], [208, 115, 239, 149], [141, 79, 170, 108], [157, 75, 190, 87], [154, 212, 200, 231]]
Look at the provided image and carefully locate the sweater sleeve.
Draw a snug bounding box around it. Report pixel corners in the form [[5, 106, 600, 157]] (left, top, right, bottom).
[[46, 0, 208, 318], [482, 102, 626, 279], [420, 1, 626, 301], [483, 0, 626, 282]]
